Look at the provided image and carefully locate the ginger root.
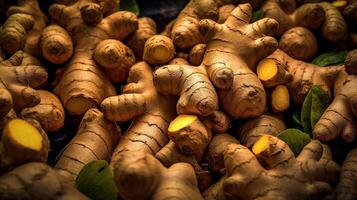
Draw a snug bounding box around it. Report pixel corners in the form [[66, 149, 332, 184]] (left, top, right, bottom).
[[113, 150, 203, 200], [0, 162, 89, 200], [217, 4, 235, 24], [55, 108, 120, 181], [204, 135, 340, 200], [143, 35, 175, 66], [271, 84, 290, 113], [20, 90, 65, 132], [320, 2, 348, 43], [279, 27, 319, 61], [189, 43, 206, 66], [256, 58, 292, 88]]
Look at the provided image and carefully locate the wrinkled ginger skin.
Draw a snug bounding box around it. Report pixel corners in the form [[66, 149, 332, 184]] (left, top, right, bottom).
[[55, 108, 120, 181], [200, 4, 279, 118], [50, 0, 138, 115], [217, 4, 235, 24], [101, 62, 176, 164], [113, 150, 204, 200], [320, 2, 347, 43], [0, 162, 89, 200], [189, 44, 206, 66], [204, 135, 340, 200]]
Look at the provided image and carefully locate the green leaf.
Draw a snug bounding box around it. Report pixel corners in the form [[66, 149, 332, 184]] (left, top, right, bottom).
[[118, 0, 140, 16], [278, 129, 311, 156], [301, 85, 330, 136], [251, 9, 263, 22], [311, 51, 348, 67], [76, 160, 117, 200]]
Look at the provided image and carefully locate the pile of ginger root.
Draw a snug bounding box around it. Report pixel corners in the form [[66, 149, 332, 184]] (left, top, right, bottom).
[[0, 0, 357, 199]]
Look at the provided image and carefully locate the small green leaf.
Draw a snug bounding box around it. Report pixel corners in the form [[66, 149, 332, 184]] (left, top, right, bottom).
[[251, 9, 263, 22], [118, 0, 140, 16], [301, 85, 330, 136], [311, 51, 348, 67], [278, 129, 311, 156], [76, 160, 117, 200]]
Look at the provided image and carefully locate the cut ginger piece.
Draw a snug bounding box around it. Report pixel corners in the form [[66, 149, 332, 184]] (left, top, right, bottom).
[[252, 135, 270, 155], [168, 115, 198, 132], [257, 58, 292, 88], [271, 85, 290, 113], [257, 59, 277, 81]]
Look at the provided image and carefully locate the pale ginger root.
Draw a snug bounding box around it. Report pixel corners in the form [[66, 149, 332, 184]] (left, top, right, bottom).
[[203, 135, 340, 200], [143, 35, 175, 66], [100, 62, 176, 161], [237, 114, 286, 147], [0, 51, 47, 117], [170, 0, 234, 50], [127, 17, 157, 60], [39, 24, 73, 64], [189, 43, 206, 66], [94, 39, 136, 83], [0, 119, 49, 169], [320, 2, 347, 43], [50, 0, 137, 115], [271, 84, 290, 113], [0, 162, 89, 200], [19, 90, 65, 132], [313, 71, 357, 142], [217, 4, 235, 24], [199, 3, 279, 118], [279, 27, 319, 61], [327, 148, 357, 200], [55, 108, 120, 181], [205, 133, 239, 173], [256, 58, 293, 88], [0, 0, 48, 56], [266, 49, 343, 105], [113, 150, 203, 200], [262, 0, 325, 36]]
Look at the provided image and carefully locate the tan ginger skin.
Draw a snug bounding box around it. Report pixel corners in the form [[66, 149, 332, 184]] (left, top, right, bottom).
[[203, 135, 340, 200], [0, 51, 47, 118], [50, 0, 138, 115], [0, 162, 89, 200], [55, 108, 120, 181]]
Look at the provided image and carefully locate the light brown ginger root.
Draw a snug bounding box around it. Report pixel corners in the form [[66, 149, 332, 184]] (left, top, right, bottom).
[[50, 0, 138, 115], [202, 110, 231, 133], [113, 150, 204, 200], [313, 71, 357, 142], [320, 2, 347, 43], [256, 58, 293, 88], [205, 133, 239, 173], [0, 51, 47, 117], [217, 4, 235, 24], [237, 114, 286, 147], [198, 3, 279, 118], [100, 62, 176, 161], [189, 43, 206, 66], [0, 162, 89, 200], [170, 0, 234, 50], [271, 84, 290, 113], [266, 49, 343, 105], [54, 108, 120, 181], [0, 119, 49, 169], [126, 17, 157, 60], [0, 0, 48, 56], [279, 27, 319, 61], [203, 135, 340, 200], [143, 35, 175, 66], [19, 90, 65, 132], [39, 24, 73, 64], [327, 148, 357, 200], [262, 0, 325, 36], [94, 39, 136, 83]]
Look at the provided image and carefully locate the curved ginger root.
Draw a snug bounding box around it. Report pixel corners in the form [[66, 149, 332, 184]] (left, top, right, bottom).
[[189, 43, 206, 66], [204, 135, 340, 200], [320, 2, 347, 43], [113, 150, 203, 200]]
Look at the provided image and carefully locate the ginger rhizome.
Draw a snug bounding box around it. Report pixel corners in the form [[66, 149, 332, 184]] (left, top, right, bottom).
[[113, 150, 204, 200], [279, 27, 319, 61], [0, 51, 47, 117], [271, 84, 290, 113], [1, 119, 49, 170], [0, 162, 89, 199], [101, 62, 176, 161], [0, 0, 47, 56], [55, 108, 120, 181], [189, 44, 206, 66], [320, 2, 347, 43], [143, 35, 175, 66], [217, 4, 235, 24], [50, 0, 138, 115], [204, 135, 340, 200], [20, 90, 65, 132], [198, 3, 279, 118]]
